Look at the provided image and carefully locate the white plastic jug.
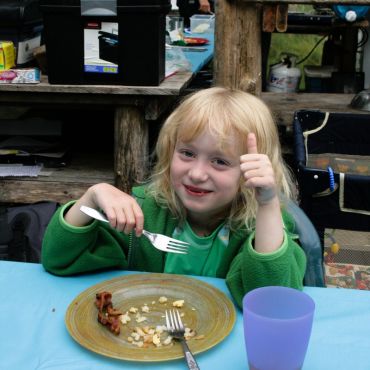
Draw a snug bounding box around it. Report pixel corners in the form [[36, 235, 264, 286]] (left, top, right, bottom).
[[267, 53, 301, 93]]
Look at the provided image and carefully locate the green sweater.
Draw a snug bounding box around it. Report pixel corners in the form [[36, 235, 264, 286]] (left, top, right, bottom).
[[41, 185, 306, 308]]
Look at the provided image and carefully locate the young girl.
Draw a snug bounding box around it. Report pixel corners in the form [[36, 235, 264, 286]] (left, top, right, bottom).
[[42, 87, 306, 308]]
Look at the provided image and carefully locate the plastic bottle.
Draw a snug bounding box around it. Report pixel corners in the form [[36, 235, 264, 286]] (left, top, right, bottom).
[[266, 53, 301, 93], [332, 5, 370, 22]]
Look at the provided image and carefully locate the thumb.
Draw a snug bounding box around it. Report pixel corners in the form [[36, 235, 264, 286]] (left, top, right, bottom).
[[247, 133, 258, 154]]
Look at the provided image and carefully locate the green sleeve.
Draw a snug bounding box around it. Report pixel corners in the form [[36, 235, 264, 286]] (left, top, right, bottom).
[[225, 224, 306, 309], [41, 201, 129, 276]]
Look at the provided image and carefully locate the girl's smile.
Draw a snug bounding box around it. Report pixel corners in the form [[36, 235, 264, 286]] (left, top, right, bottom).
[[184, 184, 212, 196], [170, 130, 242, 222]]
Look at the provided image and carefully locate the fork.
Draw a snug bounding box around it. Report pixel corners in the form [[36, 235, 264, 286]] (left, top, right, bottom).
[[165, 309, 200, 370], [80, 206, 189, 254]]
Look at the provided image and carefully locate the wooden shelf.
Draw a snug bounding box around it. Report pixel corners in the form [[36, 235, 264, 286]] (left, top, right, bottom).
[[260, 92, 370, 127], [0, 152, 114, 204]]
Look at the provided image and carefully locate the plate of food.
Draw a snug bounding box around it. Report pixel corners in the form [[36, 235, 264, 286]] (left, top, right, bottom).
[[65, 273, 236, 362]]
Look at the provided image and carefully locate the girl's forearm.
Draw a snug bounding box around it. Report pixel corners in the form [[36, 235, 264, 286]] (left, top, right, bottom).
[[64, 186, 97, 226], [254, 197, 284, 253]]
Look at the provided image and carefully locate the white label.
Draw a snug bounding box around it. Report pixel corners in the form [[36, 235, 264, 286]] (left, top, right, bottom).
[[17, 35, 42, 65], [84, 21, 119, 74]]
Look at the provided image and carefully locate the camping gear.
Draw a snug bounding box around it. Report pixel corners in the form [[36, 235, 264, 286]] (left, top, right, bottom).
[[267, 53, 301, 93], [293, 110, 370, 248]]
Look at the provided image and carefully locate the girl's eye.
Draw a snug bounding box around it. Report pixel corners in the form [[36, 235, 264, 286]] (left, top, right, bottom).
[[213, 158, 229, 166], [179, 149, 194, 158]]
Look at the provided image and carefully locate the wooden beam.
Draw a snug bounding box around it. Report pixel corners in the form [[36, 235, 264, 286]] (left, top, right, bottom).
[[214, 0, 262, 95], [114, 106, 149, 192]]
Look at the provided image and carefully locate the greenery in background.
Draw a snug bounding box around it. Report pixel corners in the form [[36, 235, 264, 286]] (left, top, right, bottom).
[[267, 5, 326, 90]]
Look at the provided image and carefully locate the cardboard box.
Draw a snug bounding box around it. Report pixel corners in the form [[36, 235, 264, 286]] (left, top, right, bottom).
[[0, 68, 40, 83], [0, 41, 16, 71]]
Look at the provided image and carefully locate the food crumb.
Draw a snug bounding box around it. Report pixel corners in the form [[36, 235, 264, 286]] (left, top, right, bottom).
[[158, 296, 168, 303], [173, 299, 185, 308]]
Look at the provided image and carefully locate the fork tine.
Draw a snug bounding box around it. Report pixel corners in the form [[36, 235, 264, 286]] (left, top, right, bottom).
[[173, 309, 184, 330], [170, 310, 176, 330], [166, 243, 189, 251], [165, 248, 188, 254], [165, 310, 172, 330], [167, 242, 189, 249], [167, 239, 190, 246]]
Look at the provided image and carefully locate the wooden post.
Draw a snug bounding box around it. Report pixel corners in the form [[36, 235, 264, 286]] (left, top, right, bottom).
[[213, 0, 262, 95], [114, 106, 149, 192]]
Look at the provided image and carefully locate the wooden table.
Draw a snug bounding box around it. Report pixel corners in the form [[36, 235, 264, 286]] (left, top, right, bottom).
[[0, 72, 194, 204]]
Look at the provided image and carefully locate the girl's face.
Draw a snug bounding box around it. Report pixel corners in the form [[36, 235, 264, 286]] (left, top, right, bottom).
[[170, 129, 242, 222]]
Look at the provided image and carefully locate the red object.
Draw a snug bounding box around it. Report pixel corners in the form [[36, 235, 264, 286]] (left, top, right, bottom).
[[0, 70, 17, 81], [183, 37, 209, 45]]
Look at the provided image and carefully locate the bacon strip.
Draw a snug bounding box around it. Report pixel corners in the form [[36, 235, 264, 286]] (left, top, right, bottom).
[[95, 291, 122, 335]]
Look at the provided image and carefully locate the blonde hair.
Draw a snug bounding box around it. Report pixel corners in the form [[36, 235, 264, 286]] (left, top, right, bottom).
[[148, 87, 295, 230]]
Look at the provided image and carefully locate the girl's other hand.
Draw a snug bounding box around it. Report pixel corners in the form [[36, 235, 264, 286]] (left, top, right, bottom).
[[240, 133, 277, 205]]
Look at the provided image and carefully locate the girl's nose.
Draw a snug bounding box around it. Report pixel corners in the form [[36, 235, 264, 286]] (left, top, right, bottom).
[[188, 162, 208, 182]]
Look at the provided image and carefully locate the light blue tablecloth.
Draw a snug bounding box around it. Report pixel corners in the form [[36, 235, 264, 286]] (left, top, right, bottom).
[[184, 33, 214, 73], [1, 260, 370, 370], [166, 32, 214, 74]]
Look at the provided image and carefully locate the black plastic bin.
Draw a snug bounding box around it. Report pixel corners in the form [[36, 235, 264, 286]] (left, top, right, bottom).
[[0, 0, 43, 66], [39, 0, 171, 86], [293, 110, 370, 247]]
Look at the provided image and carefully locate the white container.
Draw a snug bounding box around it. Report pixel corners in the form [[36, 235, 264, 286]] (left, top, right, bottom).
[[190, 14, 215, 34], [304, 65, 337, 92], [267, 54, 301, 93]]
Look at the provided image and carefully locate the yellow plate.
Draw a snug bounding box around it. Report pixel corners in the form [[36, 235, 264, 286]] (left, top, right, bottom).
[[65, 273, 236, 362]]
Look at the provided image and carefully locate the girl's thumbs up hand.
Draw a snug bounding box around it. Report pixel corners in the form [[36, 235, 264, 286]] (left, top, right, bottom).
[[240, 133, 277, 205]]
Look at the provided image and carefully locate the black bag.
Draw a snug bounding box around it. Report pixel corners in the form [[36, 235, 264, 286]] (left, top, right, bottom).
[[0, 201, 58, 263], [293, 110, 370, 241]]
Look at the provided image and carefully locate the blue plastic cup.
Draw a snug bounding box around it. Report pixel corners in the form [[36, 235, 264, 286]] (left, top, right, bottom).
[[243, 286, 315, 370]]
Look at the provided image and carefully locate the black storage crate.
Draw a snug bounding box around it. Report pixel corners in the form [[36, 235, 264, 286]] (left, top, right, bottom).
[[39, 0, 171, 86], [293, 110, 370, 244], [0, 0, 43, 66]]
